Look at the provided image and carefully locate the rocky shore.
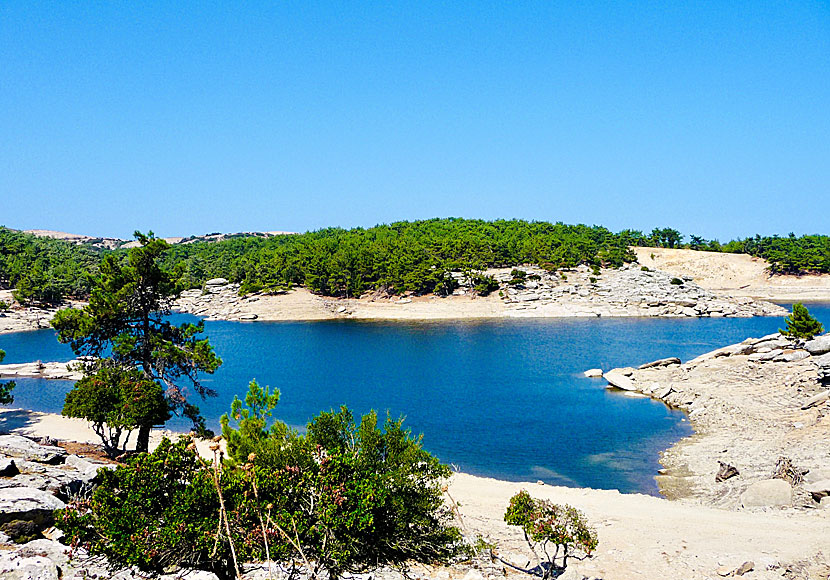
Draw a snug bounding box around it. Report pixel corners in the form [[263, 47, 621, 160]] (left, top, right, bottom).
[[601, 333, 830, 511], [171, 264, 786, 323], [0, 361, 83, 382]]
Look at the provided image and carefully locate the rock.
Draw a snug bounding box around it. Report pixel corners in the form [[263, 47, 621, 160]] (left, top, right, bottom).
[[205, 278, 229, 286], [735, 561, 754, 576], [396, 298, 412, 304], [740, 479, 793, 508], [638, 357, 681, 370], [0, 457, 19, 476], [0, 487, 66, 536], [801, 391, 829, 410], [654, 385, 674, 400], [0, 553, 59, 580], [774, 350, 810, 363], [604, 370, 637, 391], [238, 313, 258, 320], [583, 368, 603, 378], [715, 461, 740, 482], [462, 569, 485, 580], [804, 334, 830, 356], [0, 436, 66, 465], [804, 479, 830, 502]]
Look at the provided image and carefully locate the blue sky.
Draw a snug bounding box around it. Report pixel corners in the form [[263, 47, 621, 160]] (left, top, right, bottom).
[[1, 2, 828, 240]]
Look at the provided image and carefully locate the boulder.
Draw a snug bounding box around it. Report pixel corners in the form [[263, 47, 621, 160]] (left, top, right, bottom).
[[804, 334, 830, 356], [0, 553, 59, 580], [238, 313, 258, 320], [773, 350, 810, 363], [0, 435, 66, 464], [638, 357, 681, 370], [0, 457, 19, 476], [583, 368, 603, 378], [604, 370, 637, 391], [0, 487, 66, 529], [801, 391, 829, 410], [804, 479, 830, 502], [205, 278, 229, 286], [740, 479, 792, 508]]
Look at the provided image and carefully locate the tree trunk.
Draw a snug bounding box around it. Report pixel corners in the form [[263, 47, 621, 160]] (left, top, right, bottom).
[[136, 424, 151, 453]]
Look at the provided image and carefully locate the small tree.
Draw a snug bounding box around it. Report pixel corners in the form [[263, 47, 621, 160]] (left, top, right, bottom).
[[52, 232, 222, 452], [503, 490, 598, 577], [0, 349, 15, 405], [62, 365, 170, 457], [780, 302, 824, 340]]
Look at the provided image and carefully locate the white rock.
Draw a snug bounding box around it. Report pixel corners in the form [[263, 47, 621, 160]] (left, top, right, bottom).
[[740, 479, 792, 508], [604, 370, 637, 391], [205, 278, 229, 286], [583, 368, 603, 378]]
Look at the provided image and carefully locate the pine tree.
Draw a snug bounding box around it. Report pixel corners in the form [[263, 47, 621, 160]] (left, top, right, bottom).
[[780, 303, 824, 340]]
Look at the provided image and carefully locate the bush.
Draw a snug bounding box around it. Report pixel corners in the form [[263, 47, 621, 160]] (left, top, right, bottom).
[[0, 349, 14, 405], [57, 437, 239, 579], [510, 269, 527, 280], [780, 303, 824, 340], [640, 266, 650, 272], [60, 382, 461, 580], [503, 490, 597, 576], [670, 277, 683, 285], [472, 274, 500, 296], [62, 366, 171, 457]]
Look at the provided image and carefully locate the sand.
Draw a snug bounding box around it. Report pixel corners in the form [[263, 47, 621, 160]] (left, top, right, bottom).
[[3, 406, 830, 579], [635, 247, 830, 302]]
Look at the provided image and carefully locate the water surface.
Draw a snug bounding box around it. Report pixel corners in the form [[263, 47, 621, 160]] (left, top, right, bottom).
[[3, 304, 829, 494]]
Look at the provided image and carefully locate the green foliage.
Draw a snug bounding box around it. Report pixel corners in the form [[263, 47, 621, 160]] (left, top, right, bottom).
[[504, 490, 598, 575], [62, 365, 170, 457], [0, 349, 14, 405], [510, 269, 527, 280], [472, 274, 500, 296], [0, 227, 100, 304], [780, 303, 824, 340], [220, 379, 288, 462], [0, 300, 9, 312], [52, 232, 222, 451], [640, 266, 650, 272], [56, 437, 238, 579], [60, 382, 461, 580], [670, 277, 684, 285]]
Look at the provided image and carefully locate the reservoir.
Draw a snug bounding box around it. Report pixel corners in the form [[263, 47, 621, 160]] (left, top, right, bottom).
[[3, 304, 829, 494]]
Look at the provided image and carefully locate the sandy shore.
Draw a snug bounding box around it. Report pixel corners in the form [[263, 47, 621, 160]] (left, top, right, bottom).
[[2, 399, 830, 579]]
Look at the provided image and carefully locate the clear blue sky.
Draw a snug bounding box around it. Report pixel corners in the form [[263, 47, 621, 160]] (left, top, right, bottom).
[[1, 2, 828, 240]]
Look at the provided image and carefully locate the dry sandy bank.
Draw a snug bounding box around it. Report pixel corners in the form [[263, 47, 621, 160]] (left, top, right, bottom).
[[634, 247, 830, 302], [2, 407, 830, 579]]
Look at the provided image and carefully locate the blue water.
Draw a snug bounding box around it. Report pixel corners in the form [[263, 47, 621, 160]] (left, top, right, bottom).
[[3, 304, 829, 495]]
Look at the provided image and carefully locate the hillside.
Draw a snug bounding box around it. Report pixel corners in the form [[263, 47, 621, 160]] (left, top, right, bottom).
[[634, 247, 830, 302]]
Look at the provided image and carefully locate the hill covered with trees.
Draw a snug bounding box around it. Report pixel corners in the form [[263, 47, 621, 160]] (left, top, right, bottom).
[[2, 220, 830, 304]]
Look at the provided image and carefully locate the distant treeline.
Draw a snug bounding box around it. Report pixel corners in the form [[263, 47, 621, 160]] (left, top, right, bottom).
[[1, 220, 829, 304]]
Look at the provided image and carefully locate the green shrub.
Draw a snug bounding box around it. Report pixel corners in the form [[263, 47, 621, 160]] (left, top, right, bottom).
[[57, 437, 239, 579], [640, 266, 650, 272], [670, 277, 683, 285], [0, 299, 9, 312], [510, 269, 527, 280], [62, 366, 170, 457], [589, 277, 597, 284], [0, 349, 14, 405], [504, 490, 598, 575], [60, 382, 461, 580], [472, 274, 500, 296], [780, 303, 824, 340]]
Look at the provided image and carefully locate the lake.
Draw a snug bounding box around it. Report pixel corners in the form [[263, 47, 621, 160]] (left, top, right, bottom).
[[3, 303, 829, 495]]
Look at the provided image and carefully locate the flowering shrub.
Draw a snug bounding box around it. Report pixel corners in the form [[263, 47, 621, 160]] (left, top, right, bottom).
[[504, 490, 598, 576]]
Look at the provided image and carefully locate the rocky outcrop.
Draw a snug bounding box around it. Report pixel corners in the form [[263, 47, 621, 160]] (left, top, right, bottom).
[[0, 436, 109, 541], [174, 282, 267, 322], [601, 332, 830, 510], [498, 264, 786, 318]]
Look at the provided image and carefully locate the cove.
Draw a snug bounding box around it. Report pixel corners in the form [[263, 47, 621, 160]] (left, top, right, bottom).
[[3, 303, 829, 495]]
